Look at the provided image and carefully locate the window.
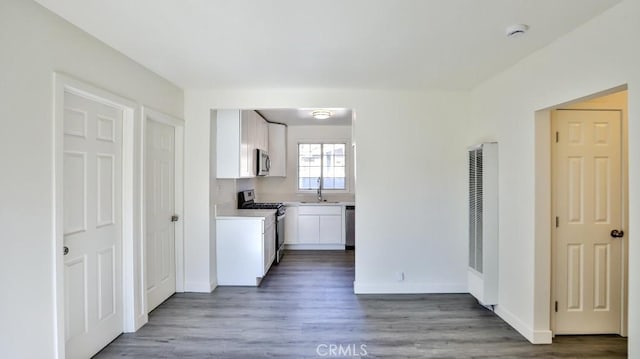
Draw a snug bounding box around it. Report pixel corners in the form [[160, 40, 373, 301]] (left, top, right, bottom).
[[298, 143, 346, 190]]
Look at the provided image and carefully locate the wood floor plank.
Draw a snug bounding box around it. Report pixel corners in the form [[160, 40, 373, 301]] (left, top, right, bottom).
[[95, 250, 627, 358]]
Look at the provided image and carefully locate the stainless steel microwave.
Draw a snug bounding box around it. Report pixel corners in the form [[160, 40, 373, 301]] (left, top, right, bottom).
[[256, 149, 270, 176]]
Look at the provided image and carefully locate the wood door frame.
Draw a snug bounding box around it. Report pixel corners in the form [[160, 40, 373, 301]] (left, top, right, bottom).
[[141, 107, 186, 311], [53, 73, 140, 358]]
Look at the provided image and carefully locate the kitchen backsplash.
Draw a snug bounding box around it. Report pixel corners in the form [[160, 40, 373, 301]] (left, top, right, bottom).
[[257, 192, 355, 203], [212, 177, 354, 212], [211, 179, 237, 213]]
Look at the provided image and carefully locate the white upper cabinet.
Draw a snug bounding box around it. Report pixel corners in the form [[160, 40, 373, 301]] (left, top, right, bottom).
[[216, 110, 269, 179], [256, 112, 269, 151], [268, 123, 287, 177]]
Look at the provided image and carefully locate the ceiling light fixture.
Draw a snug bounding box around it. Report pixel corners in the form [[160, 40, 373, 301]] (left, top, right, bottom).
[[506, 24, 529, 38], [312, 110, 332, 120]]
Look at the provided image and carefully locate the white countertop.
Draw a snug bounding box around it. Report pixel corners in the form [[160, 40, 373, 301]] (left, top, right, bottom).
[[284, 201, 355, 207], [216, 208, 276, 219]]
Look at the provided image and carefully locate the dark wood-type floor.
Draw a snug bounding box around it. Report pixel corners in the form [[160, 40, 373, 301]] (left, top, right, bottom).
[[95, 250, 627, 358]]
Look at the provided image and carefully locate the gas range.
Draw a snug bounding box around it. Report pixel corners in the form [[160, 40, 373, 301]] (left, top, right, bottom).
[[238, 190, 287, 264], [238, 191, 285, 216]]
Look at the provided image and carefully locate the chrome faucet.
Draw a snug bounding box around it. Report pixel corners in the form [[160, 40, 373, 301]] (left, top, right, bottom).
[[317, 177, 323, 202]]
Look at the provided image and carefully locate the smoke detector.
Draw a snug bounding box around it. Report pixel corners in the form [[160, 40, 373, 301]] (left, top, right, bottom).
[[506, 24, 529, 38]]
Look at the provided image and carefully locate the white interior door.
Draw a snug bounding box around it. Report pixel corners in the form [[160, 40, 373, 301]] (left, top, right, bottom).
[[63, 91, 123, 358], [145, 119, 176, 311], [553, 109, 623, 334]]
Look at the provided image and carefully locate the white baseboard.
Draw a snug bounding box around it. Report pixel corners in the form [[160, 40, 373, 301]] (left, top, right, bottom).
[[353, 281, 467, 294], [184, 281, 216, 293], [131, 313, 148, 333], [286, 244, 345, 250], [494, 306, 552, 344]]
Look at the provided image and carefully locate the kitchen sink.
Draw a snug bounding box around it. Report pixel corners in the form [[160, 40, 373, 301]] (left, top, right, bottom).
[[300, 201, 340, 204]]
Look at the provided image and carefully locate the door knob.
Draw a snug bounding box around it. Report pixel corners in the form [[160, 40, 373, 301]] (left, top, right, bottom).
[[610, 229, 624, 238], [63, 246, 69, 255], [171, 215, 179, 222]]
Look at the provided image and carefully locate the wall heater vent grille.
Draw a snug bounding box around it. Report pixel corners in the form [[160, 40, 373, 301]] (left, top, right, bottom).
[[468, 142, 498, 305]]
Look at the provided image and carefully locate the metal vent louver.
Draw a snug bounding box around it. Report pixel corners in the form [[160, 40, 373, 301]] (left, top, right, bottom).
[[467, 143, 498, 305], [468, 148, 483, 273]]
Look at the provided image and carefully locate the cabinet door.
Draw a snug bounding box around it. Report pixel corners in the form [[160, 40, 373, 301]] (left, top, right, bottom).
[[261, 119, 269, 152], [267, 222, 275, 264], [248, 112, 258, 176], [263, 220, 275, 275], [267, 123, 286, 177], [216, 110, 245, 179], [240, 111, 251, 177], [255, 116, 264, 150], [298, 215, 320, 243], [284, 206, 298, 243], [319, 215, 343, 244]]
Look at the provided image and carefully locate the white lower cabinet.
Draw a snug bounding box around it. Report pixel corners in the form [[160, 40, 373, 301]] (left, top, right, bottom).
[[290, 205, 345, 249], [284, 205, 298, 244], [319, 215, 342, 243], [216, 215, 275, 286], [298, 215, 320, 243]]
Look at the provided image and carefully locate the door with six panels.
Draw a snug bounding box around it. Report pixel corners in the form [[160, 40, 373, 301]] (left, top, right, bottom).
[[63, 91, 123, 358], [552, 109, 623, 334]]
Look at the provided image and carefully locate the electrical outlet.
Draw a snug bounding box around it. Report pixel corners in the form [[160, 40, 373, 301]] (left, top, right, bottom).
[[396, 272, 405, 281]]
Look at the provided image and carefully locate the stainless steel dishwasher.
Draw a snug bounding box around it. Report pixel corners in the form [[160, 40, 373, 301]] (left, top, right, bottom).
[[345, 205, 355, 249]]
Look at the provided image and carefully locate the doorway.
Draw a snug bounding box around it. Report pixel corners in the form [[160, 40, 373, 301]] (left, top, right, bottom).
[[54, 75, 186, 358], [143, 108, 185, 311], [54, 74, 137, 358], [550, 90, 628, 336]]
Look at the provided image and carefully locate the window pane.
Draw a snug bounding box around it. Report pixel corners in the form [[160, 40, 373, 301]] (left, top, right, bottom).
[[323, 177, 335, 189], [324, 167, 335, 178], [309, 167, 321, 178], [299, 177, 312, 189], [300, 155, 321, 167], [298, 142, 347, 191], [310, 155, 321, 167], [299, 166, 309, 179], [310, 144, 322, 155], [324, 154, 332, 167]]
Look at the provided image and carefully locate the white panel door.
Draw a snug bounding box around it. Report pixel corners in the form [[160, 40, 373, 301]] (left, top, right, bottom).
[[145, 119, 176, 311], [553, 109, 622, 334], [63, 91, 123, 358]]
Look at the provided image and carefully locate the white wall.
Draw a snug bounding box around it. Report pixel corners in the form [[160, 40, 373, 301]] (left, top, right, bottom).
[[184, 88, 471, 297], [0, 0, 183, 357], [469, 0, 639, 353], [256, 125, 355, 203]]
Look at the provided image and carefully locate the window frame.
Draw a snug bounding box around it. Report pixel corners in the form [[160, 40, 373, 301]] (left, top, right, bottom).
[[296, 140, 350, 193]]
